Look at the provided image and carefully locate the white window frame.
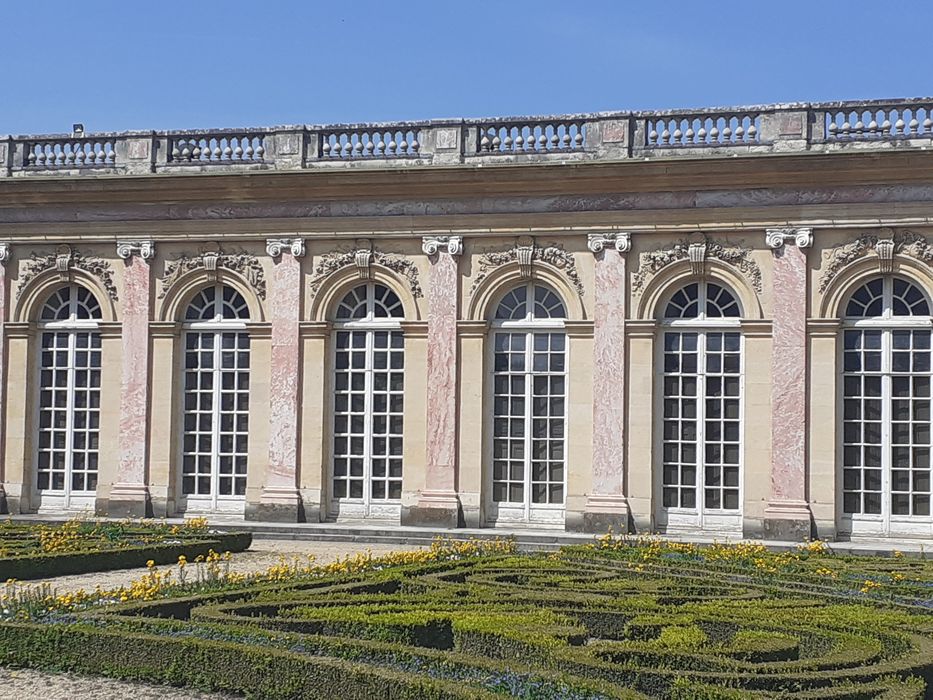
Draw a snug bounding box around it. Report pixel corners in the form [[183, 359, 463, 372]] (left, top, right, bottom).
[[839, 276, 933, 538], [655, 281, 745, 535], [177, 285, 251, 515], [485, 282, 568, 527], [34, 286, 102, 512], [328, 282, 405, 521]]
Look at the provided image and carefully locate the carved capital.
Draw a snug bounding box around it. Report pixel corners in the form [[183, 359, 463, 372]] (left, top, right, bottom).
[[421, 235, 463, 256], [265, 238, 305, 258], [766, 227, 813, 250], [116, 240, 156, 260], [0, 243, 11, 266], [587, 232, 631, 254]]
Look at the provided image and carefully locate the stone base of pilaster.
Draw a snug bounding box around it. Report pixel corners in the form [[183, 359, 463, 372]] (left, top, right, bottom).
[[572, 495, 632, 533], [247, 487, 302, 522], [762, 500, 813, 541], [107, 483, 152, 518], [402, 491, 461, 528]]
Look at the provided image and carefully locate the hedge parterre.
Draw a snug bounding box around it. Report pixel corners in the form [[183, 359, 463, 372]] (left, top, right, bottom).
[[1, 535, 932, 699], [0, 517, 252, 580]]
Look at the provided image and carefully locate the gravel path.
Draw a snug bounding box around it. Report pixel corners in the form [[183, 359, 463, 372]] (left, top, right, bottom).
[[1, 539, 425, 698], [21, 538, 423, 593]]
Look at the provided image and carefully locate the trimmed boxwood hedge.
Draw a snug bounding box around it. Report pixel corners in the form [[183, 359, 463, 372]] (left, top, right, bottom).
[[1, 548, 932, 698], [0, 532, 252, 580]]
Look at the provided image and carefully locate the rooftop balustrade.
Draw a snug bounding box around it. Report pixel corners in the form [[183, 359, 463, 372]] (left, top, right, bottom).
[[3, 98, 932, 177]]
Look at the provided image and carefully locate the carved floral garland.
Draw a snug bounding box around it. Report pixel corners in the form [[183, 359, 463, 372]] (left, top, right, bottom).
[[16, 248, 118, 301], [631, 238, 762, 295], [309, 250, 423, 299], [819, 230, 933, 292], [469, 242, 584, 296], [158, 251, 266, 300]]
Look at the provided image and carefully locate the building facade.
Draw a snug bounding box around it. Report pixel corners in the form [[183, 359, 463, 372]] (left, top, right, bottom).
[[2, 99, 933, 541]]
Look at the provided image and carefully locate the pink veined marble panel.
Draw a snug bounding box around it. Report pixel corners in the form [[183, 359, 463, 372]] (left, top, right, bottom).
[[424, 251, 458, 494], [117, 255, 150, 485], [770, 244, 808, 503], [267, 252, 301, 489], [591, 250, 626, 497], [0, 264, 6, 486]]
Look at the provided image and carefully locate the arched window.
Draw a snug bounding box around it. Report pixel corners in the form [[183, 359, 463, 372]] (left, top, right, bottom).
[[180, 285, 251, 512], [331, 283, 405, 519], [489, 283, 567, 525], [841, 277, 932, 535], [36, 285, 102, 510], [660, 281, 743, 533]]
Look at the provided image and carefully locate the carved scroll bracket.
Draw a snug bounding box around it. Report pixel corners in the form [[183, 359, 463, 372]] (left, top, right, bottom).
[[587, 232, 631, 254], [766, 227, 813, 250], [116, 240, 156, 261], [422, 235, 463, 257], [265, 238, 305, 258]]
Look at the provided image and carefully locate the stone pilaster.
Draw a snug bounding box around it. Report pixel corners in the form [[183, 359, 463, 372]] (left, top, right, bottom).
[[0, 244, 9, 512], [252, 238, 305, 522], [580, 232, 631, 532], [110, 240, 155, 517], [403, 235, 463, 527], [763, 228, 813, 540]]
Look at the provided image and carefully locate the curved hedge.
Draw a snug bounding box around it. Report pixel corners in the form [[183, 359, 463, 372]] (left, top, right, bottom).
[[1, 544, 931, 699], [0, 532, 252, 580]]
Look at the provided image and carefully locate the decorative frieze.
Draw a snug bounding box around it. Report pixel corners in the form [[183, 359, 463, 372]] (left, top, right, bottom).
[[16, 245, 118, 301], [265, 238, 305, 258], [587, 232, 631, 254], [470, 238, 584, 296], [818, 229, 933, 292], [421, 235, 463, 256], [116, 240, 156, 260], [765, 227, 813, 249], [632, 235, 762, 295], [309, 244, 423, 298], [158, 248, 266, 300]]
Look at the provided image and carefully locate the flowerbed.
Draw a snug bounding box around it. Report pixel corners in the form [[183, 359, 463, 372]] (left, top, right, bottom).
[[0, 535, 931, 698], [0, 518, 252, 580]]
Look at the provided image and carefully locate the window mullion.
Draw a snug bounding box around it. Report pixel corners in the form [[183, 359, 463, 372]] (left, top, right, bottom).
[[211, 331, 222, 508], [882, 328, 892, 529], [63, 330, 76, 503], [697, 331, 707, 523], [525, 330, 534, 519], [364, 329, 374, 513]]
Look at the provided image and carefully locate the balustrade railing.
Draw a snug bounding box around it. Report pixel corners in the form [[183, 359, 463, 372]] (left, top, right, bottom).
[[646, 112, 761, 148], [822, 103, 933, 141], [168, 133, 266, 164], [321, 128, 421, 159], [8, 99, 933, 177], [23, 139, 117, 168], [476, 120, 585, 154]]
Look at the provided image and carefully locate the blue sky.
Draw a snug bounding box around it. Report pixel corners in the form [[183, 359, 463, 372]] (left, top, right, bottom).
[[4, 0, 931, 135]]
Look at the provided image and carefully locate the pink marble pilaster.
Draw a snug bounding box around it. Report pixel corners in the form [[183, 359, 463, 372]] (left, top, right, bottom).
[[765, 228, 812, 537], [112, 242, 154, 515], [584, 233, 630, 527], [0, 245, 8, 511], [260, 239, 304, 517], [414, 236, 462, 521]]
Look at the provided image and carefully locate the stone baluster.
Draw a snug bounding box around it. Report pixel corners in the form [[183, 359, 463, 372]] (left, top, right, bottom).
[[581, 232, 631, 532], [255, 238, 305, 521], [110, 240, 156, 517], [406, 235, 463, 527], [763, 227, 814, 540]]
